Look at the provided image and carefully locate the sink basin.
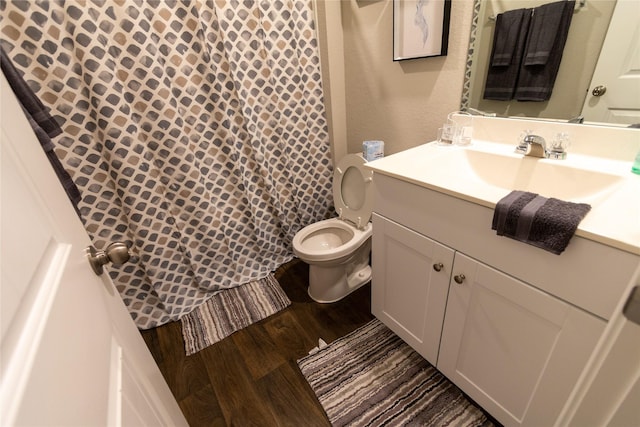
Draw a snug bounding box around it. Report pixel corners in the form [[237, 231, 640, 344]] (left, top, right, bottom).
[[462, 149, 624, 201], [416, 145, 625, 204]]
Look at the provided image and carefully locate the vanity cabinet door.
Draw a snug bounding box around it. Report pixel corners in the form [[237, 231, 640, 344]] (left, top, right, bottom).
[[438, 252, 606, 427], [371, 213, 454, 366]]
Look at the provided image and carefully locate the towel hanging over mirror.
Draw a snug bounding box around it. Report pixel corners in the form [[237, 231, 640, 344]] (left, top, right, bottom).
[[515, 0, 576, 101], [483, 8, 531, 101], [483, 0, 576, 102]]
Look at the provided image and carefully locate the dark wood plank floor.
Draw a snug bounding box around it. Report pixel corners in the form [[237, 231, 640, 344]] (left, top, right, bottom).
[[141, 258, 374, 426]]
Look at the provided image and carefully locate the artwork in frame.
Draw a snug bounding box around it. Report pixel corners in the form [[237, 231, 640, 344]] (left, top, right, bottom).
[[393, 0, 451, 61]]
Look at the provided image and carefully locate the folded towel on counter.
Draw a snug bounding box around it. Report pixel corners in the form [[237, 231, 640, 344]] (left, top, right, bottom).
[[483, 8, 531, 100], [514, 0, 575, 101], [492, 190, 591, 255]]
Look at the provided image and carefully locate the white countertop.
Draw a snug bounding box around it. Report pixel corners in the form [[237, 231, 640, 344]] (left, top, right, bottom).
[[365, 140, 640, 255]]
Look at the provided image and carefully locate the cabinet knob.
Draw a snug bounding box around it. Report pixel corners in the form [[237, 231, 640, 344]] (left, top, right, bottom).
[[454, 274, 466, 284], [433, 262, 444, 272]]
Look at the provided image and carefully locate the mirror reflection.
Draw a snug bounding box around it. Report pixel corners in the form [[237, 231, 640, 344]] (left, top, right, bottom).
[[463, 0, 640, 126]]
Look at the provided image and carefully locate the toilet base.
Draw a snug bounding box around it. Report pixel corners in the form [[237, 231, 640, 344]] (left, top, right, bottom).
[[308, 264, 372, 303]]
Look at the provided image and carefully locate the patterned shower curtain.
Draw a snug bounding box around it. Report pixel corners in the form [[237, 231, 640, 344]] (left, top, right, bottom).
[[0, 0, 333, 328]]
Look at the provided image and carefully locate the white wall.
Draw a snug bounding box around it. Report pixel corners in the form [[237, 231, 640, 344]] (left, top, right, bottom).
[[314, 0, 349, 164], [317, 0, 475, 158]]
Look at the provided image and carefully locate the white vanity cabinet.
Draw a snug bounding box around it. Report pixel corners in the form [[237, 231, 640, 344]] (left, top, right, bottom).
[[372, 213, 605, 426], [369, 173, 639, 427]]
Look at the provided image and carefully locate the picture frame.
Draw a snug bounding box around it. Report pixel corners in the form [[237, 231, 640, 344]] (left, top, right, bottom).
[[393, 0, 451, 61]]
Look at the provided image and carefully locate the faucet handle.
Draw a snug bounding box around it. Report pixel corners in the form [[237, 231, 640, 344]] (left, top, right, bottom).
[[550, 132, 570, 152], [546, 132, 570, 159]]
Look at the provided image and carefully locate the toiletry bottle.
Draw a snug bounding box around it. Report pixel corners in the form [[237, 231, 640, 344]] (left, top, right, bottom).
[[633, 149, 640, 175]]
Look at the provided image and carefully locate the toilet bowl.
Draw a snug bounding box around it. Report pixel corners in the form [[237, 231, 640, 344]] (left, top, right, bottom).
[[292, 154, 374, 303]]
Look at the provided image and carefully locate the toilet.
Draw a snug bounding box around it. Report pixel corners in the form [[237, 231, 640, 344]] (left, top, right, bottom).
[[292, 154, 374, 303]]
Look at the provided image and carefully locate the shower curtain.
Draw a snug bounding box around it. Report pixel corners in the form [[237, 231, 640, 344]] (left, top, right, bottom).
[[0, 0, 333, 328]]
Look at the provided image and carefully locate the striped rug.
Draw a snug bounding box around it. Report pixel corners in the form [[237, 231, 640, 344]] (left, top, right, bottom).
[[181, 274, 291, 355], [297, 319, 494, 427]]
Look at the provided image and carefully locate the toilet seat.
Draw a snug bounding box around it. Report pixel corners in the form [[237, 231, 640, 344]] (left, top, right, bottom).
[[333, 154, 374, 229], [292, 218, 372, 263]]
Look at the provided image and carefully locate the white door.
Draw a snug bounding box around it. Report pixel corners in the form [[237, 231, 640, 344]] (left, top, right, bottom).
[[0, 73, 187, 426], [581, 0, 640, 124]]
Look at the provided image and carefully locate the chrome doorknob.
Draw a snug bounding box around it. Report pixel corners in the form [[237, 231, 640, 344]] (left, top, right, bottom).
[[87, 242, 133, 275], [592, 85, 607, 97]]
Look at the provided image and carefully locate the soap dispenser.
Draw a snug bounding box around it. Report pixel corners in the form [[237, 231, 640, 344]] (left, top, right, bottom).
[[633, 149, 640, 175]]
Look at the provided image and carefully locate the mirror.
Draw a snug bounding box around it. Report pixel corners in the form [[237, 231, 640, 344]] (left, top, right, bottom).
[[461, 0, 621, 125]]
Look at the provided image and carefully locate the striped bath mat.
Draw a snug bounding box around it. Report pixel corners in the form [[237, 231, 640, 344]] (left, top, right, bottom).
[[181, 274, 291, 355], [297, 319, 493, 427]]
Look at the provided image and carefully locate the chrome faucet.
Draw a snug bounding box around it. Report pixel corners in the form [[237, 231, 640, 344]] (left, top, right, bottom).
[[515, 134, 547, 158], [515, 133, 568, 159]]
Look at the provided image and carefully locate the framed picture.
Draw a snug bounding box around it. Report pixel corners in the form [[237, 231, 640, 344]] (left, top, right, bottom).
[[393, 0, 451, 61]]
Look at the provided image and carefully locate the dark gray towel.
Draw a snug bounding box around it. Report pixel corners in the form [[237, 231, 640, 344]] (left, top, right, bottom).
[[492, 190, 591, 255], [483, 8, 531, 101], [491, 9, 527, 67], [514, 1, 575, 101], [1, 45, 82, 214]]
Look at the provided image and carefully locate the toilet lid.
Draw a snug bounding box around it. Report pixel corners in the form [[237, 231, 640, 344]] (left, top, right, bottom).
[[333, 154, 374, 229]]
